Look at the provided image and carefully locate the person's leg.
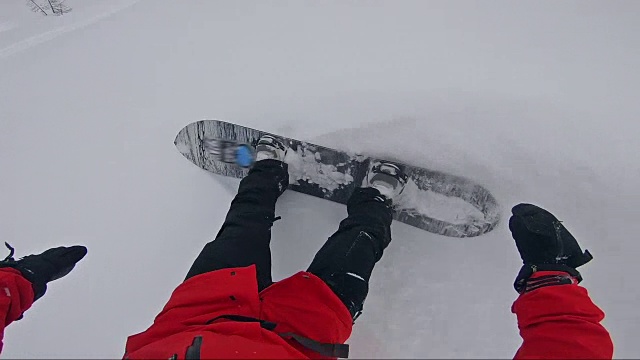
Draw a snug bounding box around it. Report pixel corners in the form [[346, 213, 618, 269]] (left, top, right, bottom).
[[185, 159, 288, 292], [307, 187, 393, 320]]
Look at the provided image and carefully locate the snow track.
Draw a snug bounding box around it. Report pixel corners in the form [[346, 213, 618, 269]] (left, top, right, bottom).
[[0, 21, 15, 33], [0, 0, 139, 60]]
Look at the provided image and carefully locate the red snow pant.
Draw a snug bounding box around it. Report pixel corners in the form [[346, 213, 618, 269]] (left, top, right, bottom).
[[126, 160, 388, 359], [512, 271, 613, 359], [0, 268, 35, 354], [125, 268, 614, 359], [0, 263, 613, 358], [124, 265, 353, 359]]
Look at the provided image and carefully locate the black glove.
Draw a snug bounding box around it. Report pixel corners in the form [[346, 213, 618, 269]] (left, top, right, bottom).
[[509, 203, 593, 293], [0, 243, 87, 301]]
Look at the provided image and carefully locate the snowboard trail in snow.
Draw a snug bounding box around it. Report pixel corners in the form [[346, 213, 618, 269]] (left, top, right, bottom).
[[0, 0, 140, 60]]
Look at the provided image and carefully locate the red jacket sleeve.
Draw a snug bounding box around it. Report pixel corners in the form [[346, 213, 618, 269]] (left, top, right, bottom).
[[0, 268, 35, 354], [511, 271, 613, 359]]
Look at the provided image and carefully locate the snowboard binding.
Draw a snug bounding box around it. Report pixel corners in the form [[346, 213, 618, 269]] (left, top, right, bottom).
[[202, 135, 287, 168], [364, 161, 409, 203], [202, 138, 256, 168], [255, 135, 287, 162]]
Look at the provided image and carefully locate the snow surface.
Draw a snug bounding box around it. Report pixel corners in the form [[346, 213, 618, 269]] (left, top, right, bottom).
[[1, 1, 639, 358]]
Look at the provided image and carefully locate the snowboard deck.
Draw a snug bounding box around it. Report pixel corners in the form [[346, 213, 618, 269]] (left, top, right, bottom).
[[174, 120, 500, 237]]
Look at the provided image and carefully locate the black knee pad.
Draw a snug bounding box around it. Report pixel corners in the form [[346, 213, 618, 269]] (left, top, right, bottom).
[[319, 272, 369, 321]]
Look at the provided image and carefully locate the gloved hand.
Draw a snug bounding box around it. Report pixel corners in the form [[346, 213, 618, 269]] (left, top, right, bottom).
[[509, 203, 593, 293], [0, 243, 87, 301]]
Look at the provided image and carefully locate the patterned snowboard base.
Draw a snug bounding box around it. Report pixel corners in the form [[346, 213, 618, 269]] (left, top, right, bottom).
[[175, 120, 500, 238]]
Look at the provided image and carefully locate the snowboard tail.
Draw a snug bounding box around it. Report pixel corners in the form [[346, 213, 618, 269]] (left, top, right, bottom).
[[174, 120, 500, 238]]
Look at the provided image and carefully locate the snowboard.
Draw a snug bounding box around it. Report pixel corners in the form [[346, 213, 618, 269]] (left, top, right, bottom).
[[174, 120, 500, 238]]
